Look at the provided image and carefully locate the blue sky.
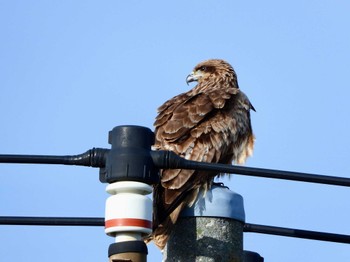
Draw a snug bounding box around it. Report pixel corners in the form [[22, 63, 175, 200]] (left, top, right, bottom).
[[1, 1, 350, 261]]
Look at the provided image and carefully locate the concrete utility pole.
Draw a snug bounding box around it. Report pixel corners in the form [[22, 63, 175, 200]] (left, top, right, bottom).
[[163, 185, 245, 262]]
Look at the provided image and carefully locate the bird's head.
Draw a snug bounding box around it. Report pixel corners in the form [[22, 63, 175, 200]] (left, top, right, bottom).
[[186, 59, 237, 87]]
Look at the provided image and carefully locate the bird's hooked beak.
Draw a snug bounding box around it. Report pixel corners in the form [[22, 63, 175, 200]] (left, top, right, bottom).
[[186, 71, 203, 85]]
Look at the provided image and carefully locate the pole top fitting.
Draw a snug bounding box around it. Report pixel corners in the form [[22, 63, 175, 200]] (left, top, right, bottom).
[[180, 184, 245, 222], [100, 125, 159, 184]]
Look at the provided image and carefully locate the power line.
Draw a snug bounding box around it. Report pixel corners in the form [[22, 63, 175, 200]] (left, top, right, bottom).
[[0, 148, 108, 167], [244, 223, 350, 244], [0, 149, 350, 187], [1, 216, 349, 244], [152, 150, 350, 187], [0, 216, 104, 226]]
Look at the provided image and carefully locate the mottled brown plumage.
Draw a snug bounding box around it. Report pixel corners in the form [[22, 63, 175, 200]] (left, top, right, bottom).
[[150, 59, 255, 249]]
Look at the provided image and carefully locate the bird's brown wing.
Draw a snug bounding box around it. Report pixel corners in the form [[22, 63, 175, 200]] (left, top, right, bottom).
[[154, 87, 239, 188]]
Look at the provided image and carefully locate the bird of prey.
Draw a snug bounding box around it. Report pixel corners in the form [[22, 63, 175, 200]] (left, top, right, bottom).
[[150, 59, 255, 249]]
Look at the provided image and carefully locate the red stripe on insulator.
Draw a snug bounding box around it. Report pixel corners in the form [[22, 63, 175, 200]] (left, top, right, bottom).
[[105, 218, 152, 229]]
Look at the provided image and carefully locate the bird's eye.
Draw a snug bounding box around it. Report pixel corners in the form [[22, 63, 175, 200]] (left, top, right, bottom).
[[199, 66, 207, 71]]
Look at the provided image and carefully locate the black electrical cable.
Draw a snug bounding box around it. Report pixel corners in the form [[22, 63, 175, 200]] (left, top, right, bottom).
[[0, 216, 104, 226], [0, 149, 350, 187], [1, 216, 349, 244], [0, 148, 109, 168], [151, 150, 350, 187], [244, 223, 350, 244]]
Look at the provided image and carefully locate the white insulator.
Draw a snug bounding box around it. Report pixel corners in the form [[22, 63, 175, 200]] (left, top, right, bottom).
[[105, 181, 153, 239]]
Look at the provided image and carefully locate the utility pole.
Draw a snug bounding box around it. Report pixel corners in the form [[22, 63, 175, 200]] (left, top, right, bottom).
[[9, 124, 350, 260], [102, 126, 264, 261]]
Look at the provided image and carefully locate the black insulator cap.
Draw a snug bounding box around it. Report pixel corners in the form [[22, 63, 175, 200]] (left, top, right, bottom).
[[108, 241, 148, 257], [102, 125, 159, 184], [243, 250, 264, 262]]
